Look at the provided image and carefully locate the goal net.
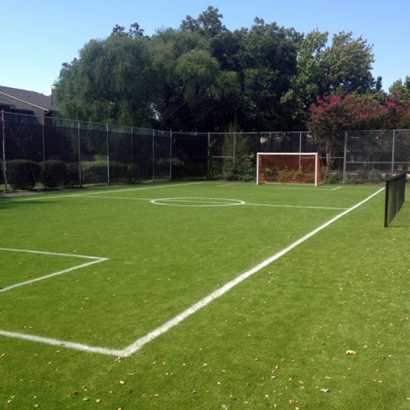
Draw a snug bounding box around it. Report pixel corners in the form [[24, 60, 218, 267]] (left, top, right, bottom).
[[256, 152, 322, 186]]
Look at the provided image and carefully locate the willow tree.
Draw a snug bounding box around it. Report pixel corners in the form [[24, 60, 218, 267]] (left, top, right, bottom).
[[55, 27, 156, 127], [150, 28, 240, 131]]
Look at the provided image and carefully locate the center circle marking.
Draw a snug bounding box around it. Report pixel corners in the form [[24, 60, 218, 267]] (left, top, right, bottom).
[[150, 197, 245, 207]]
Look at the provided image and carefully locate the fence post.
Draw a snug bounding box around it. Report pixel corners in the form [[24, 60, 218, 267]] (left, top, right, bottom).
[[1, 111, 7, 192], [41, 116, 46, 167], [106, 124, 110, 185], [77, 121, 82, 187], [152, 129, 155, 181], [207, 131, 211, 178], [391, 130, 396, 176], [342, 131, 348, 184], [169, 130, 173, 181], [233, 132, 236, 164], [131, 127, 135, 183]]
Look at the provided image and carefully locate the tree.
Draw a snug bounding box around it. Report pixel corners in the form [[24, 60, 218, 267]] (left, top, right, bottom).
[[389, 76, 410, 104], [324, 31, 377, 94], [281, 30, 329, 126], [56, 27, 155, 126], [180, 6, 226, 39], [282, 30, 380, 129], [55, 11, 383, 133], [307, 93, 407, 171], [150, 28, 240, 131], [236, 18, 299, 131]]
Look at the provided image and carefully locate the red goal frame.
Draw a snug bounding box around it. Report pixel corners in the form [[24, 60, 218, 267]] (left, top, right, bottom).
[[256, 152, 322, 186]]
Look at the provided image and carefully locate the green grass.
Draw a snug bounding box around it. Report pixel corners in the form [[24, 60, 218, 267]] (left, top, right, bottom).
[[1, 181, 409, 409]]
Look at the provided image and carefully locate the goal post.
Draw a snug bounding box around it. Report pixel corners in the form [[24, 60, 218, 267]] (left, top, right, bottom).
[[256, 152, 322, 186]]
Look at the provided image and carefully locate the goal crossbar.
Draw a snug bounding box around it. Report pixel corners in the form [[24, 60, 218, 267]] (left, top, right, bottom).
[[256, 152, 322, 186]]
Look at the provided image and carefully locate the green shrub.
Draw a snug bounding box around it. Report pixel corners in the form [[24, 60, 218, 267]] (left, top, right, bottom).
[[323, 170, 342, 184], [108, 161, 128, 182], [366, 169, 382, 183], [81, 161, 128, 184], [39, 160, 67, 188], [65, 162, 80, 185], [222, 160, 239, 181], [82, 161, 107, 183], [7, 160, 41, 190]]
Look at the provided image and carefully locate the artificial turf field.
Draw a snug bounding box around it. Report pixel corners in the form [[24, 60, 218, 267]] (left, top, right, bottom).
[[1, 181, 409, 409]]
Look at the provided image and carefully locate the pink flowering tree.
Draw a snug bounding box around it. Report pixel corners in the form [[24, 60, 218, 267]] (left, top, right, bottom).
[[307, 93, 407, 172]]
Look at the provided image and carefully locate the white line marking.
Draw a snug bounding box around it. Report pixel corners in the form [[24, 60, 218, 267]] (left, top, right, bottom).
[[0, 248, 108, 293], [217, 183, 237, 187], [332, 186, 342, 190], [151, 197, 245, 207], [118, 188, 384, 357], [80, 195, 151, 201], [0, 247, 105, 260], [0, 330, 123, 357], [0, 188, 384, 356], [245, 203, 347, 210], [3, 182, 204, 202], [73, 195, 345, 210]]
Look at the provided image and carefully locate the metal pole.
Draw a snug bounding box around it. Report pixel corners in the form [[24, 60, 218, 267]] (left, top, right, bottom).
[[42, 116, 46, 164], [169, 130, 173, 180], [131, 127, 135, 183], [78, 121, 82, 187], [207, 131, 211, 179], [233, 132, 236, 164], [1, 111, 8, 192], [106, 124, 110, 185], [342, 131, 348, 184], [152, 129, 155, 181], [391, 130, 396, 176]]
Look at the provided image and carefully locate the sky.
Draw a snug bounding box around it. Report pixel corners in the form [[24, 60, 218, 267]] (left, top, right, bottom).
[[1, 0, 409, 96]]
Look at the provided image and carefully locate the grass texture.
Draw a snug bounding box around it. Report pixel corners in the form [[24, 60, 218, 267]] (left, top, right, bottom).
[[0, 181, 409, 409]]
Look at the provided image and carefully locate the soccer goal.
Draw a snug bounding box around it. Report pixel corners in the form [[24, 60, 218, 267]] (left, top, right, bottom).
[[256, 152, 322, 186]]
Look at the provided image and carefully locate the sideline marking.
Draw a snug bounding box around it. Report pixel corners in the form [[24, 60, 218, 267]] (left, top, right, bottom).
[[2, 182, 204, 202], [0, 188, 384, 356], [0, 248, 108, 293], [245, 202, 347, 210]]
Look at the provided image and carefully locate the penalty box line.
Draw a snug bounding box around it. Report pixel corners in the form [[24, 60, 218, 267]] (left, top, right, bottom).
[[0, 248, 108, 293], [0, 188, 384, 356]]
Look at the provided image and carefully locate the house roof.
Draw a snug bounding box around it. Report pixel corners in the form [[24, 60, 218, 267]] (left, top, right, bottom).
[[0, 85, 58, 116]]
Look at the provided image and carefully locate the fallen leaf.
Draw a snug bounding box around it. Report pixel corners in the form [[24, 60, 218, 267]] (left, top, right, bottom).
[[346, 350, 357, 355]]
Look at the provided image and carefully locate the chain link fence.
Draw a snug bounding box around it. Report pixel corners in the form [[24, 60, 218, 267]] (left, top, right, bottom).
[[1, 111, 410, 190]]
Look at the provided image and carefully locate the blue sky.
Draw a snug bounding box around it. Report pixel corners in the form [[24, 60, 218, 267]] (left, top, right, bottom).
[[1, 0, 408, 95]]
